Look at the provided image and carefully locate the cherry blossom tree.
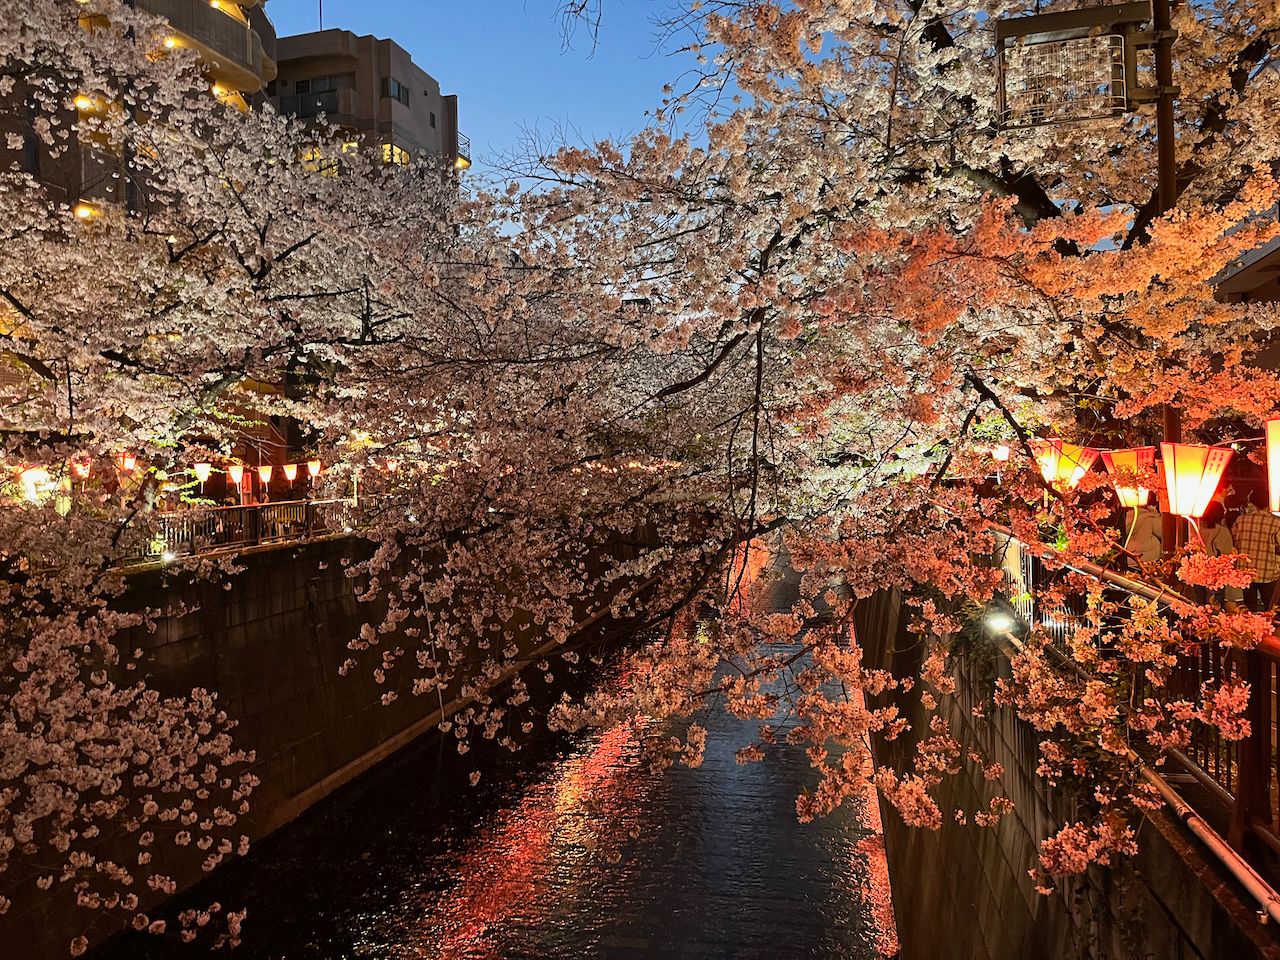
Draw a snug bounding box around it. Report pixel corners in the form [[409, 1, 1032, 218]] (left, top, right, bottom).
[[535, 0, 1280, 896], [4, 0, 1280, 952], [0, 0, 470, 949]]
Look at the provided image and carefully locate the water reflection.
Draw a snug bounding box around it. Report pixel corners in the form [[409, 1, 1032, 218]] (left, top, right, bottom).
[[95, 562, 892, 959]]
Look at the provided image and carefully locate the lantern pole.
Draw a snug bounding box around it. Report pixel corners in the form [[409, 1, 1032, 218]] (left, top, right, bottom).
[[1154, 0, 1183, 555]]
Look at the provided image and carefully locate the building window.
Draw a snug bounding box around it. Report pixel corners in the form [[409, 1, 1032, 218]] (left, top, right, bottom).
[[429, 111, 436, 128], [297, 75, 340, 95], [381, 142, 410, 166], [384, 77, 411, 106], [300, 146, 340, 177]]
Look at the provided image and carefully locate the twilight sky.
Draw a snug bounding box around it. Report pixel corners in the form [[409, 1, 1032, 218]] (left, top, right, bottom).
[[267, 0, 697, 172]]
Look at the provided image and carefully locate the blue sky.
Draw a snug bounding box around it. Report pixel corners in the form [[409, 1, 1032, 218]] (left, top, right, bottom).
[[267, 0, 697, 171]]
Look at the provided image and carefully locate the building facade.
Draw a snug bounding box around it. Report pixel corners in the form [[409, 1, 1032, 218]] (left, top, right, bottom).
[[0, 0, 278, 210], [1218, 237, 1280, 304], [271, 29, 469, 170], [138, 0, 278, 111]]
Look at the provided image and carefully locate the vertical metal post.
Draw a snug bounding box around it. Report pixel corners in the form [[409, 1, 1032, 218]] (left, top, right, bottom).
[[1153, 0, 1183, 554], [1230, 650, 1273, 852]]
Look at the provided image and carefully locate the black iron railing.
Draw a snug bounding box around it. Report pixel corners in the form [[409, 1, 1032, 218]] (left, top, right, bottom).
[[127, 498, 364, 563], [995, 530, 1280, 860]]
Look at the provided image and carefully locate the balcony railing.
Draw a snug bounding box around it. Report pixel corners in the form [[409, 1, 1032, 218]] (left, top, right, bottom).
[[137, 0, 266, 84], [125, 497, 365, 563], [454, 132, 471, 171], [278, 89, 342, 120]]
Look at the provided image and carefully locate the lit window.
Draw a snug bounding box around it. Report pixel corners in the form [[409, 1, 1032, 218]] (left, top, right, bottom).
[[381, 143, 410, 166], [300, 146, 339, 176], [212, 84, 249, 112]]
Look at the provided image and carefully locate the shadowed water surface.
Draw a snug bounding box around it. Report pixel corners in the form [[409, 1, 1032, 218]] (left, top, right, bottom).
[[96, 570, 886, 958]]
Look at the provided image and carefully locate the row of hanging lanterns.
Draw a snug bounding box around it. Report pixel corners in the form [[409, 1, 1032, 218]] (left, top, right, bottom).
[[1014, 436, 1237, 522], [197, 460, 323, 491], [14, 456, 324, 493]]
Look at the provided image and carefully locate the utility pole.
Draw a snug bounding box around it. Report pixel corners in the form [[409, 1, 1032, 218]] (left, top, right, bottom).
[[1152, 0, 1182, 555]]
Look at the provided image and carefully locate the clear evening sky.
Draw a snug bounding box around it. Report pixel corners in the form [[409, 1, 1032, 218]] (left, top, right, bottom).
[[266, 0, 697, 172]]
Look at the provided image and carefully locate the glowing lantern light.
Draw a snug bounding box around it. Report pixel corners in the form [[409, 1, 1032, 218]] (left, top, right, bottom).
[[1267, 418, 1280, 515], [991, 444, 1011, 463], [1160, 442, 1232, 519], [19, 467, 50, 503], [70, 458, 91, 480], [1030, 438, 1099, 490], [284, 463, 298, 483], [118, 452, 137, 472], [307, 459, 322, 478], [227, 464, 245, 486], [258, 464, 273, 484], [193, 462, 212, 484], [1101, 446, 1157, 509]]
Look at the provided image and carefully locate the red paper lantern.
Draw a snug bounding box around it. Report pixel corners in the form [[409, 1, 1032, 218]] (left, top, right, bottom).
[[1160, 442, 1232, 519], [1101, 446, 1156, 509], [1031, 438, 1099, 490], [1267, 418, 1280, 515]]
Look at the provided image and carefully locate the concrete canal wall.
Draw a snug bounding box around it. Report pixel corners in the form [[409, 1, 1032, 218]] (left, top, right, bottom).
[[854, 588, 1280, 960]]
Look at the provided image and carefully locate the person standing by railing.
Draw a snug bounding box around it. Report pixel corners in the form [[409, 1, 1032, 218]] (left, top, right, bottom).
[[1123, 501, 1163, 570], [1199, 500, 1245, 607], [1231, 493, 1280, 613]]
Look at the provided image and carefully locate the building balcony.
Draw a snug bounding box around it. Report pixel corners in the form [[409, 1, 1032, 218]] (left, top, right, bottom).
[[276, 88, 362, 132], [454, 132, 471, 171], [138, 0, 275, 92]]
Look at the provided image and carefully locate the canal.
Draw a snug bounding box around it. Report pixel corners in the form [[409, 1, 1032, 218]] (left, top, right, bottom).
[[95, 574, 894, 958]]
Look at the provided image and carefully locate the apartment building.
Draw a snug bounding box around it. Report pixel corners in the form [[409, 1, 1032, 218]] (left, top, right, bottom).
[[271, 29, 469, 171], [0, 0, 277, 210], [137, 0, 279, 110]]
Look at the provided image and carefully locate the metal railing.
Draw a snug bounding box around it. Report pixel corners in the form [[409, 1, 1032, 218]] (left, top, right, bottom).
[[127, 498, 364, 563], [278, 89, 342, 120], [138, 0, 265, 78], [995, 530, 1280, 861]]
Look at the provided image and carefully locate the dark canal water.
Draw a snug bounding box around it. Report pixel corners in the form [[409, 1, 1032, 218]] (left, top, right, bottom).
[[96, 579, 893, 959]]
